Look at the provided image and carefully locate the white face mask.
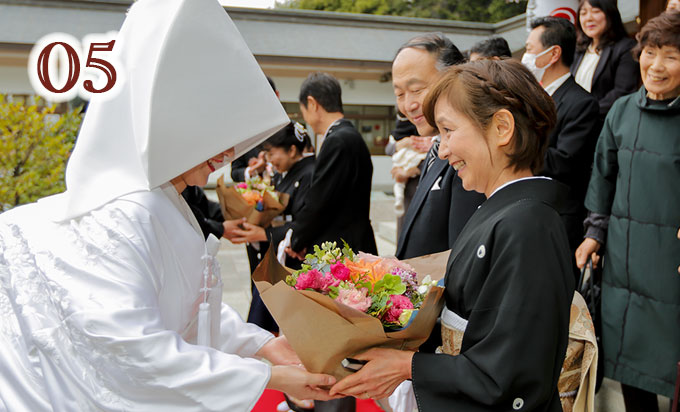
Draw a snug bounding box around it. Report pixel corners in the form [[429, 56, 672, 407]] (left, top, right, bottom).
[[521, 46, 555, 82]]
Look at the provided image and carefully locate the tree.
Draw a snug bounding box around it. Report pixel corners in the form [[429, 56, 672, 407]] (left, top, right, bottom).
[[0, 96, 83, 211], [276, 0, 528, 23]]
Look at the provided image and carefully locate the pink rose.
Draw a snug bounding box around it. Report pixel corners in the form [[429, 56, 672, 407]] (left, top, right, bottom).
[[330, 263, 351, 281], [320, 273, 341, 292], [383, 295, 414, 323], [295, 269, 323, 290], [389, 294, 414, 310], [335, 288, 372, 312], [237, 182, 248, 189]]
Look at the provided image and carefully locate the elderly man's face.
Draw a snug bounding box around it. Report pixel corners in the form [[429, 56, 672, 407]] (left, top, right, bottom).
[[392, 47, 441, 137]]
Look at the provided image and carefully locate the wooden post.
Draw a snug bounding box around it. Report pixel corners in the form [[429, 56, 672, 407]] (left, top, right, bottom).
[[639, 0, 666, 28]]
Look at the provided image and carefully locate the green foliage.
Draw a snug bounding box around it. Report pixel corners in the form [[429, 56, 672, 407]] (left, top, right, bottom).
[[0, 96, 82, 211], [276, 0, 528, 23]]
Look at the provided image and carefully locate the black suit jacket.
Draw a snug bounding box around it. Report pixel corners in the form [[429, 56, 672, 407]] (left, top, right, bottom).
[[291, 119, 377, 254], [395, 154, 485, 260], [543, 76, 600, 251], [571, 37, 639, 118]]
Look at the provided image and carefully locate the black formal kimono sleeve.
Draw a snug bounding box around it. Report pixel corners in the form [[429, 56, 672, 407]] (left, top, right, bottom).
[[412, 203, 572, 411], [543, 96, 600, 183], [290, 137, 352, 252]]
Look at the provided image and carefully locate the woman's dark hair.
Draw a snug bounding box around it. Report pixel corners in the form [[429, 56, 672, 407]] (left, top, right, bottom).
[[576, 0, 629, 53], [632, 11, 680, 60], [262, 122, 308, 154], [422, 59, 556, 174]]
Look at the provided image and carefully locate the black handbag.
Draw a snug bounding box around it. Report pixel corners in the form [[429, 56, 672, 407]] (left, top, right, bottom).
[[578, 258, 604, 392]]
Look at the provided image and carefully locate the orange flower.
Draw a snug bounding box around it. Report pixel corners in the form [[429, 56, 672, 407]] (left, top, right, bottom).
[[241, 190, 262, 206], [344, 258, 387, 286]]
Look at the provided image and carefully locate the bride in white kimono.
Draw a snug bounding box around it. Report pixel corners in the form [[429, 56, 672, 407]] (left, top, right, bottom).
[[0, 0, 336, 410]]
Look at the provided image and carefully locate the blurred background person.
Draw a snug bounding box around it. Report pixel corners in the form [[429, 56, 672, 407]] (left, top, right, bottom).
[[468, 36, 512, 61], [571, 0, 639, 120], [225, 122, 315, 334], [392, 33, 485, 261], [667, 0, 680, 11], [524, 16, 600, 270], [575, 11, 680, 412]]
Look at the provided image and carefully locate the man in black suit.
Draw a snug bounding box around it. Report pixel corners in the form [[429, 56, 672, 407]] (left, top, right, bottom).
[[285, 71, 376, 412], [525, 17, 600, 259], [392, 33, 485, 260], [287, 72, 377, 258]]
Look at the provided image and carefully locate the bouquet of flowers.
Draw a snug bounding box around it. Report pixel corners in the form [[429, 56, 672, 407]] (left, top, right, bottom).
[[216, 175, 288, 227], [285, 242, 436, 330], [234, 176, 280, 211], [252, 243, 448, 380]]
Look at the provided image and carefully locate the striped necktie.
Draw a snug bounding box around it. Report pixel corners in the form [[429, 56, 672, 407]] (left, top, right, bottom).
[[425, 138, 440, 174]]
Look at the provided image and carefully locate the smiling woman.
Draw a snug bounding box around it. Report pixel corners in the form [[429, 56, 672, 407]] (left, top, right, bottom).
[[575, 10, 680, 410], [329, 60, 577, 412]]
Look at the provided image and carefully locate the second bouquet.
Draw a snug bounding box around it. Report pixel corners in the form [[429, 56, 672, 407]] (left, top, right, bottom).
[[216, 175, 289, 227], [253, 241, 448, 380]]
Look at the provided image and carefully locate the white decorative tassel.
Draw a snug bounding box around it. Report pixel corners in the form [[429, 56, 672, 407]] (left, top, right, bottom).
[[197, 302, 211, 347], [197, 234, 221, 347]]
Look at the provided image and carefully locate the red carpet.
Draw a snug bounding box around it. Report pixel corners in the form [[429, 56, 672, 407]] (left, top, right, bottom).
[[252, 390, 383, 411]]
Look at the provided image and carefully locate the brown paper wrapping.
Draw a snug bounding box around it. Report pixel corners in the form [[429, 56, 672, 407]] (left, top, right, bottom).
[[252, 246, 450, 380], [216, 176, 289, 227]]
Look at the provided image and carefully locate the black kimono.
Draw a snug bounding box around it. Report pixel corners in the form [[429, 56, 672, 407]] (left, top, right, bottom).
[[290, 119, 377, 254], [412, 179, 574, 412], [265, 155, 315, 269], [247, 155, 315, 331]]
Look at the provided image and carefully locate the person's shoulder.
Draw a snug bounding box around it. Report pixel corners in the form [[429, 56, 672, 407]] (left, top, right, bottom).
[[614, 36, 637, 52], [559, 78, 599, 110], [494, 195, 562, 238]]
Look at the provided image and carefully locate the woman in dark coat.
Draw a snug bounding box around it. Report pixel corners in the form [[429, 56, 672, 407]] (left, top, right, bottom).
[[575, 12, 680, 412], [228, 122, 315, 332], [329, 59, 575, 411], [571, 0, 639, 119]]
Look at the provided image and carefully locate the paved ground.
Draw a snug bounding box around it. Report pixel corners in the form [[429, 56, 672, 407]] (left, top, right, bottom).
[[208, 189, 670, 412]]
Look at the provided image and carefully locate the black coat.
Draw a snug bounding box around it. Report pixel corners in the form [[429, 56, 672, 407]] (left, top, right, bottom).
[[291, 119, 377, 254], [571, 37, 639, 119], [412, 179, 574, 412], [395, 155, 484, 260], [181, 186, 224, 240], [543, 76, 601, 251]]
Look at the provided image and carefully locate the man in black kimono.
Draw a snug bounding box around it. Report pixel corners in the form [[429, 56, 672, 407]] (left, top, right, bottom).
[[524, 17, 600, 260], [286, 71, 377, 412], [392, 33, 485, 260]]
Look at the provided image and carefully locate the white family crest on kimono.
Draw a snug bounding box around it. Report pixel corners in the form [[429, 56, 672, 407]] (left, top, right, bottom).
[[0, 0, 290, 409]]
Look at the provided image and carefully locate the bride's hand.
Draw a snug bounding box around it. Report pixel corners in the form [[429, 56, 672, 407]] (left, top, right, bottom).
[[256, 336, 301, 366], [267, 365, 338, 402], [329, 348, 413, 400]]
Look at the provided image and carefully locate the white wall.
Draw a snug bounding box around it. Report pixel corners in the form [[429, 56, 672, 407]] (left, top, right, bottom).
[[274, 76, 396, 106], [0, 66, 33, 94]]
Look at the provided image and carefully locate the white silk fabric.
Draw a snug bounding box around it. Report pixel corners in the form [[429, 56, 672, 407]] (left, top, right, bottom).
[[42, 0, 289, 221], [0, 185, 274, 411]]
